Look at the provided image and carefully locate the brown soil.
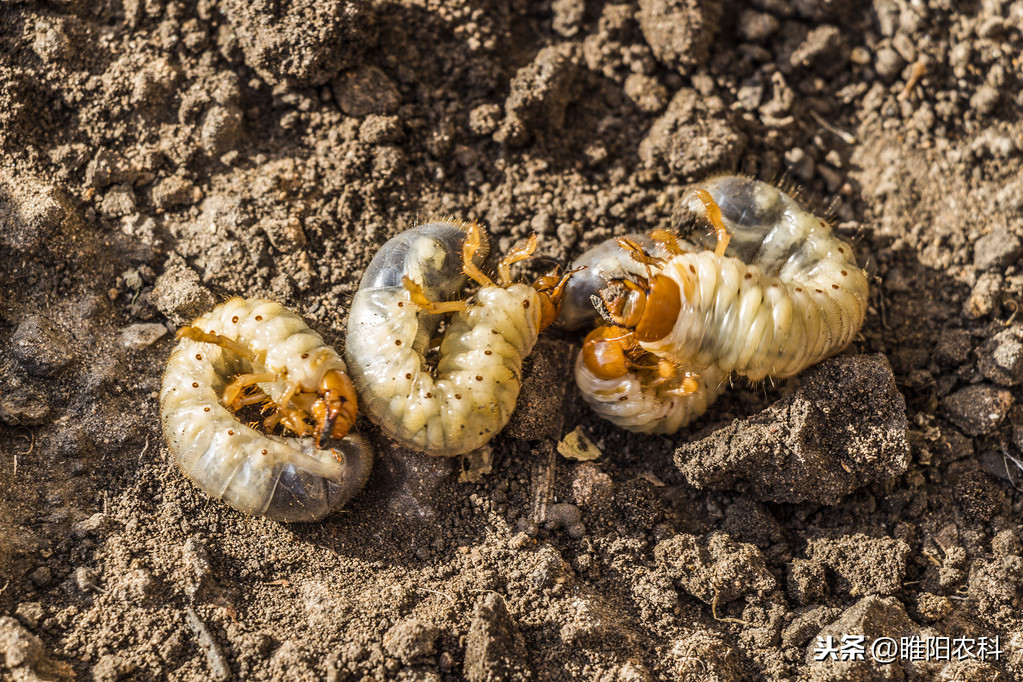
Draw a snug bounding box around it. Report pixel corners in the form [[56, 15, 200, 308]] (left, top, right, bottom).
[[2, 1, 1023, 680]]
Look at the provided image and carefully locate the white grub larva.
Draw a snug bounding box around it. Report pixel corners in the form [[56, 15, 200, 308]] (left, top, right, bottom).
[[575, 175, 868, 433], [345, 220, 573, 457], [564, 233, 727, 434], [650, 176, 869, 380], [160, 297, 372, 522]]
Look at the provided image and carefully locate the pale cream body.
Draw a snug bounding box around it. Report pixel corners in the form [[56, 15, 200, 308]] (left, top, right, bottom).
[[347, 283, 541, 456], [644, 246, 867, 381], [574, 356, 727, 434], [571, 176, 869, 433], [160, 297, 371, 522]]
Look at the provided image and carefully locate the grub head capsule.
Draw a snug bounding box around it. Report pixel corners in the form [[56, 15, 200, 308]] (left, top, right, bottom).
[[559, 233, 666, 331], [260, 434, 374, 522]]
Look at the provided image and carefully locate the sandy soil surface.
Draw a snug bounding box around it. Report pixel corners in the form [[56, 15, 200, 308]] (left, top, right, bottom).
[[2, 0, 1023, 680]]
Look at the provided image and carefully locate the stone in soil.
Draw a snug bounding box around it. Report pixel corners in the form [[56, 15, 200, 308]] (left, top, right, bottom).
[[973, 227, 1022, 271], [495, 43, 581, 147], [382, 618, 439, 664], [151, 255, 217, 326], [940, 383, 1013, 436], [464, 592, 532, 682], [802, 596, 937, 680], [639, 87, 746, 181], [676, 354, 909, 504], [0, 174, 76, 252], [964, 272, 1001, 319], [331, 65, 401, 117], [932, 328, 972, 367], [220, 0, 372, 88], [11, 316, 75, 377], [119, 323, 169, 350], [637, 0, 718, 74], [654, 531, 776, 605], [805, 532, 910, 597], [786, 559, 828, 606], [666, 629, 744, 680], [977, 326, 1023, 386], [0, 615, 42, 670]]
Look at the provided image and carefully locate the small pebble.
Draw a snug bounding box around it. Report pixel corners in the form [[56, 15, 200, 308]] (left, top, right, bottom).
[[736, 10, 779, 42], [891, 33, 916, 63], [874, 46, 905, 82], [971, 85, 1000, 117], [787, 559, 827, 605], [964, 272, 1002, 319], [28, 567, 52, 588], [546, 503, 586, 538], [99, 184, 136, 218], [655, 532, 776, 604], [940, 384, 1013, 436], [933, 329, 972, 366], [551, 0, 584, 37], [120, 323, 169, 350], [13, 602, 44, 628], [331, 65, 401, 117], [789, 25, 846, 75], [151, 256, 216, 325], [915, 592, 953, 622], [806, 533, 909, 596], [151, 175, 201, 210], [973, 227, 1022, 271], [72, 513, 114, 539], [12, 316, 75, 377], [978, 327, 1023, 386], [382, 619, 439, 663]]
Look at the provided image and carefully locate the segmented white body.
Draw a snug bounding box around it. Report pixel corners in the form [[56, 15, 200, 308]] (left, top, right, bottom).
[[570, 176, 868, 433], [160, 298, 372, 521], [345, 221, 542, 457], [575, 356, 727, 434], [651, 177, 868, 381]]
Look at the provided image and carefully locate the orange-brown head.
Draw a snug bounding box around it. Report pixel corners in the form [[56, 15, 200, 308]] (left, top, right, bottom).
[[594, 272, 680, 343], [532, 267, 584, 331], [581, 325, 637, 380], [312, 369, 359, 445]]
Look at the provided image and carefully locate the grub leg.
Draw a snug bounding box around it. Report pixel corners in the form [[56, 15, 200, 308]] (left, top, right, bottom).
[[177, 326, 255, 360], [403, 276, 467, 314], [693, 189, 732, 258], [497, 234, 538, 285], [222, 372, 278, 409], [462, 222, 496, 287]]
